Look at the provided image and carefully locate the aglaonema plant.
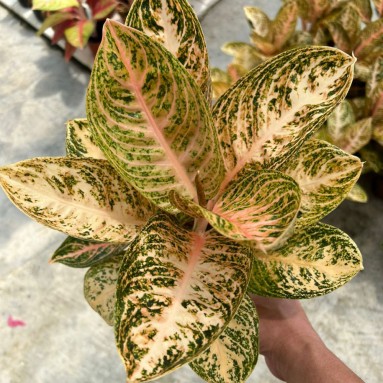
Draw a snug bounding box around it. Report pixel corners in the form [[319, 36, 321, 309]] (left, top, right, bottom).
[[0, 0, 364, 381]]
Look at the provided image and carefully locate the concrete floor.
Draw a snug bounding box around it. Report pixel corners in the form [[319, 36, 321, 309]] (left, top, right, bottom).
[[0, 1, 382, 382]]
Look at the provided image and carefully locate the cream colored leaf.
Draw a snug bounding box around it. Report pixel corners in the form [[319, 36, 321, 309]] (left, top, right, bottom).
[[337, 117, 372, 154], [282, 139, 362, 229], [243, 6, 271, 39], [189, 294, 259, 383], [271, 0, 298, 50], [33, 0, 78, 11], [66, 119, 106, 159], [87, 20, 224, 214], [347, 183, 368, 203], [115, 214, 252, 381], [327, 100, 356, 143], [0, 157, 155, 242], [248, 223, 363, 299]]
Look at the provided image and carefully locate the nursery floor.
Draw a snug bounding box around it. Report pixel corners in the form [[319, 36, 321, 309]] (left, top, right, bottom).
[[1, 1, 383, 383]]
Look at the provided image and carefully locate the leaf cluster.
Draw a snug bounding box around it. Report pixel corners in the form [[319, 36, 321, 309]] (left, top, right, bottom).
[[0, 0, 364, 382]]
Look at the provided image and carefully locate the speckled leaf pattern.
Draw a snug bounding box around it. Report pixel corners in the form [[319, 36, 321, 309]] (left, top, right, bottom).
[[0, 157, 155, 242], [271, 0, 298, 50], [336, 117, 372, 154], [282, 139, 362, 229], [51, 236, 128, 268], [84, 256, 122, 325], [243, 6, 271, 39], [126, 0, 211, 97], [189, 294, 259, 383], [32, 0, 78, 11], [170, 166, 301, 251], [64, 20, 95, 48], [355, 18, 383, 57], [327, 100, 356, 143], [347, 183, 368, 203], [87, 20, 224, 214], [248, 223, 363, 299], [213, 46, 354, 181], [114, 214, 252, 382], [66, 119, 106, 159]]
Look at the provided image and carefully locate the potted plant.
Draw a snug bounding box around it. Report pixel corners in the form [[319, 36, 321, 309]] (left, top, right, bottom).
[[0, 0, 363, 381], [213, 0, 383, 203], [32, 0, 132, 60]]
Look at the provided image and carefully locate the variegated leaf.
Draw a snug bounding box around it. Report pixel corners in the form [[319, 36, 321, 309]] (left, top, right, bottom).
[[243, 6, 271, 39], [211, 68, 231, 84], [309, 0, 331, 20], [89, 0, 118, 20], [350, 97, 367, 120], [170, 166, 301, 251], [327, 100, 356, 143], [33, 0, 78, 11], [221, 42, 264, 72], [354, 18, 383, 58], [338, 4, 361, 43], [84, 256, 122, 326], [37, 12, 74, 36], [66, 119, 106, 159], [271, 0, 298, 50], [327, 22, 352, 53], [366, 56, 383, 112], [213, 46, 355, 186], [249, 33, 276, 56], [337, 117, 372, 154], [282, 139, 362, 229], [354, 62, 371, 82], [360, 144, 383, 173], [0, 157, 155, 242], [115, 214, 252, 381], [286, 31, 314, 48], [87, 20, 224, 214], [347, 183, 368, 203], [64, 20, 95, 48], [189, 294, 259, 383], [51, 236, 127, 268], [248, 223, 363, 299], [373, 0, 383, 16], [350, 0, 372, 22], [372, 106, 383, 145], [126, 0, 211, 97]]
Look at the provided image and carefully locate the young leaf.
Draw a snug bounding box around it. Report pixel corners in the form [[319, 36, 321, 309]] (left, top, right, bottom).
[[37, 12, 75, 36], [336, 117, 373, 154], [354, 18, 383, 57], [327, 100, 356, 143], [347, 183, 368, 203], [0, 158, 155, 242], [114, 214, 253, 382], [271, 0, 298, 50], [221, 42, 264, 71], [243, 6, 271, 39], [64, 20, 95, 48], [32, 0, 79, 11], [189, 294, 259, 383], [213, 46, 355, 185], [84, 256, 122, 326], [51, 236, 127, 268], [66, 119, 106, 159], [126, 0, 211, 97], [282, 139, 362, 229], [248, 223, 363, 299], [170, 166, 301, 251], [87, 0, 117, 20], [87, 20, 224, 214]]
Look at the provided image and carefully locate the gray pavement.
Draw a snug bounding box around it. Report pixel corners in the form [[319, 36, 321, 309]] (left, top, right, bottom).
[[0, 1, 382, 382]]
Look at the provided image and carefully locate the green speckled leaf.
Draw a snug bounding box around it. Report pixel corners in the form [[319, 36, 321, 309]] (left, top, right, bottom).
[[271, 0, 298, 50], [327, 100, 356, 144], [189, 294, 259, 383], [170, 166, 301, 251], [51, 236, 127, 268], [0, 157, 155, 242], [282, 139, 362, 229], [64, 20, 95, 49], [66, 119, 106, 159], [355, 18, 383, 57], [114, 214, 252, 382], [221, 42, 264, 72], [87, 20, 224, 214], [243, 6, 271, 39], [336, 117, 372, 154], [84, 256, 122, 325], [347, 183, 368, 203], [126, 0, 211, 97], [33, 0, 78, 11], [213, 46, 354, 185], [248, 223, 363, 299]]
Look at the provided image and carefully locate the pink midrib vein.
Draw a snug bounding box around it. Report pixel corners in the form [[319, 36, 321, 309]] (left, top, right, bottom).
[[110, 25, 197, 201]]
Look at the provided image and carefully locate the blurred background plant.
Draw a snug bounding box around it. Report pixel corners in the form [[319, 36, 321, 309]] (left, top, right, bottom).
[[212, 0, 383, 202], [31, 0, 133, 60]]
